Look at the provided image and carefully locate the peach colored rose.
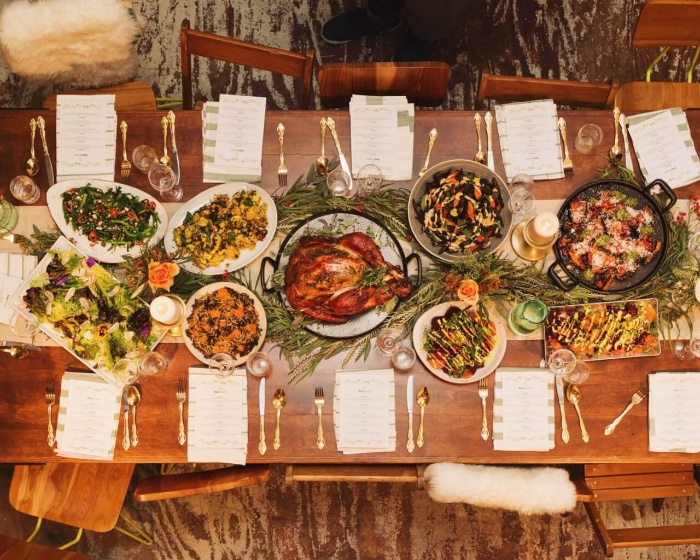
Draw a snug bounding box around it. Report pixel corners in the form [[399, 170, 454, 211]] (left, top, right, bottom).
[[456, 279, 479, 306], [148, 262, 180, 292]]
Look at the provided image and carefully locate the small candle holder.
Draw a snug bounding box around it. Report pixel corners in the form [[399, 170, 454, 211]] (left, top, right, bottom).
[[511, 212, 560, 261], [149, 294, 186, 336]]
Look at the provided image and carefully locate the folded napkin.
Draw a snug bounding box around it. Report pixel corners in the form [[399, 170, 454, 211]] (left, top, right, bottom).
[[0, 252, 36, 325], [56, 370, 121, 459], [187, 366, 248, 464], [349, 95, 414, 181], [495, 99, 564, 183], [333, 368, 396, 454], [649, 371, 700, 453], [492, 367, 555, 451], [202, 94, 265, 183]]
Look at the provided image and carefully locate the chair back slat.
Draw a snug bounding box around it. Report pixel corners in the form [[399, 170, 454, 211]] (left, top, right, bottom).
[[615, 81, 700, 111], [633, 0, 700, 47]]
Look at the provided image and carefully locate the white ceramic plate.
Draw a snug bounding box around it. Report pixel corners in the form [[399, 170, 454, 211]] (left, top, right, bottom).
[[164, 183, 277, 275], [412, 300, 507, 384], [182, 281, 267, 366], [47, 179, 168, 264]]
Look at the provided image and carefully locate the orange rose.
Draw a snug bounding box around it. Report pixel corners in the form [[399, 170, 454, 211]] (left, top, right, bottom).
[[456, 279, 479, 306], [148, 262, 180, 292]]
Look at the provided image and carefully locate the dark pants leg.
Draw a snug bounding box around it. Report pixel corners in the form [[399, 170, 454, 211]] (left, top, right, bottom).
[[367, 0, 405, 22]]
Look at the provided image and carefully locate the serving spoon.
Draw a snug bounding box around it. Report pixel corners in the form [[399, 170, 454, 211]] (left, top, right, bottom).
[[0, 346, 29, 359], [416, 386, 429, 447], [272, 389, 286, 450], [26, 118, 39, 177], [316, 118, 330, 175], [566, 384, 589, 443], [126, 385, 141, 447]]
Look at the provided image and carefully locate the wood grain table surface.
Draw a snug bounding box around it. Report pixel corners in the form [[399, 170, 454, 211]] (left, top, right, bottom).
[[1, 108, 699, 465]]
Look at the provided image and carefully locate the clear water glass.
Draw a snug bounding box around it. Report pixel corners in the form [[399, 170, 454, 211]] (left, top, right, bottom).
[[246, 351, 271, 378], [112, 358, 139, 385], [547, 349, 577, 377], [672, 337, 700, 360], [326, 168, 352, 197], [132, 145, 159, 173], [509, 173, 535, 194], [138, 351, 168, 377], [508, 300, 548, 335], [10, 176, 40, 204], [574, 124, 603, 154], [148, 163, 183, 201], [209, 353, 236, 376], [508, 189, 536, 217], [0, 198, 18, 233], [391, 345, 417, 371], [356, 164, 383, 197], [376, 327, 403, 356]]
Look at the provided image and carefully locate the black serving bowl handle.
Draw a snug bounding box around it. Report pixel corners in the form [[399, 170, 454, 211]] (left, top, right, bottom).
[[644, 178, 677, 213], [403, 253, 422, 288], [259, 256, 278, 294], [547, 261, 577, 292]]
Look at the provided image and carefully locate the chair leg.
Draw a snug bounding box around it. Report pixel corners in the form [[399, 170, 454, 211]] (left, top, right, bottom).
[[582, 501, 615, 557], [58, 527, 83, 550], [26, 517, 42, 542], [114, 512, 154, 546]]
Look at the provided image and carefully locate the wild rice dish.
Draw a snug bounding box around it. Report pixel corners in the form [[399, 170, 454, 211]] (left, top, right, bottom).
[[173, 191, 268, 269], [186, 286, 261, 359]]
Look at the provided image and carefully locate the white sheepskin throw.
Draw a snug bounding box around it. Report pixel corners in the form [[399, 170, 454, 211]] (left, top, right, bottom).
[[0, 0, 142, 86], [424, 463, 577, 515]]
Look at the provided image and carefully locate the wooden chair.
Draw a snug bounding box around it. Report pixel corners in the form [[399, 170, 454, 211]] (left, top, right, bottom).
[[9, 463, 151, 549], [574, 463, 700, 557], [615, 81, 700, 112], [43, 82, 157, 111], [317, 62, 450, 108], [0, 533, 89, 560], [475, 68, 619, 109], [133, 465, 271, 502], [284, 465, 425, 488], [180, 19, 314, 110]]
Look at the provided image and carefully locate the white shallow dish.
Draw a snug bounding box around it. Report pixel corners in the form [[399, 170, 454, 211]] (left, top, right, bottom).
[[164, 183, 277, 275], [412, 300, 506, 384], [47, 179, 168, 264], [182, 281, 267, 366]]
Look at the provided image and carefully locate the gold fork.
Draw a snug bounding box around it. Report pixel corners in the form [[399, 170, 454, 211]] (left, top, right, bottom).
[[119, 121, 131, 178], [176, 377, 187, 446], [604, 387, 648, 435], [1, 231, 28, 244], [418, 128, 438, 177], [277, 123, 287, 187], [478, 378, 489, 440], [45, 379, 56, 447], [474, 114, 486, 165], [558, 117, 574, 176], [314, 387, 325, 449]]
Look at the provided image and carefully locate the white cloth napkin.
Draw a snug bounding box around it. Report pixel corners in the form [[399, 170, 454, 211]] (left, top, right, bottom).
[[187, 366, 248, 464], [492, 367, 555, 451], [649, 371, 700, 452]]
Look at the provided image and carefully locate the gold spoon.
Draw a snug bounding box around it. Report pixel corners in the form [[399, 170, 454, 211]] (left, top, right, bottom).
[[126, 385, 141, 447], [610, 106, 623, 162], [0, 346, 30, 359], [566, 384, 590, 443], [316, 118, 330, 175], [416, 386, 429, 447], [272, 389, 287, 450], [474, 114, 486, 164], [26, 118, 39, 177], [160, 116, 171, 166]]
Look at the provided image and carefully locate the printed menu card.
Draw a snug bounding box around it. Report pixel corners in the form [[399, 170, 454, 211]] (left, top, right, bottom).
[[56, 94, 117, 182], [334, 368, 396, 453], [202, 94, 266, 183], [649, 372, 700, 452], [349, 95, 414, 181], [187, 367, 248, 464], [492, 368, 555, 451], [56, 371, 121, 459], [495, 100, 564, 183]]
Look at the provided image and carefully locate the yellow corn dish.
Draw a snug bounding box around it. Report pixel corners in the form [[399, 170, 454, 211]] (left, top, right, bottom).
[[172, 191, 269, 269]]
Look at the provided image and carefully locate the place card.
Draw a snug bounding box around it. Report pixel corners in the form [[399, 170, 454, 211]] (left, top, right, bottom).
[[492, 367, 555, 451], [495, 100, 564, 183], [350, 95, 414, 181], [626, 108, 700, 189], [55, 94, 117, 182], [55, 370, 121, 459], [187, 366, 248, 464], [333, 368, 396, 453], [649, 371, 700, 452]]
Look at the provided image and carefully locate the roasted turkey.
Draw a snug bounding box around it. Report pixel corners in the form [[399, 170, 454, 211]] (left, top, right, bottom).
[[283, 232, 413, 323]]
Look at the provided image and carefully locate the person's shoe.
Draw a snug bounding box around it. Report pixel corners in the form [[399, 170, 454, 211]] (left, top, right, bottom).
[[321, 8, 401, 45], [392, 30, 438, 62]]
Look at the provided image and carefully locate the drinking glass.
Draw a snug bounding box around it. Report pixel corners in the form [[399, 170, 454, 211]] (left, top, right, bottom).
[[112, 358, 139, 385], [509, 173, 535, 194], [376, 327, 403, 356], [508, 300, 548, 335], [132, 145, 159, 173], [672, 337, 700, 360], [326, 168, 352, 197], [137, 351, 168, 378], [246, 351, 271, 378], [9, 176, 40, 204], [548, 349, 589, 384], [356, 164, 383, 197], [574, 124, 604, 154], [508, 189, 536, 217], [9, 312, 48, 343], [209, 353, 236, 376], [688, 232, 700, 261], [0, 198, 18, 233], [148, 163, 183, 201], [391, 345, 417, 371]]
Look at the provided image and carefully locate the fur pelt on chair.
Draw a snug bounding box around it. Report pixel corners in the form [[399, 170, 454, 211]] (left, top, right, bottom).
[[424, 463, 577, 515], [0, 0, 142, 87]]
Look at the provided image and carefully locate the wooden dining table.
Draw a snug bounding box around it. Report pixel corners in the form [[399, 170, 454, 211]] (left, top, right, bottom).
[[0, 107, 699, 465]]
